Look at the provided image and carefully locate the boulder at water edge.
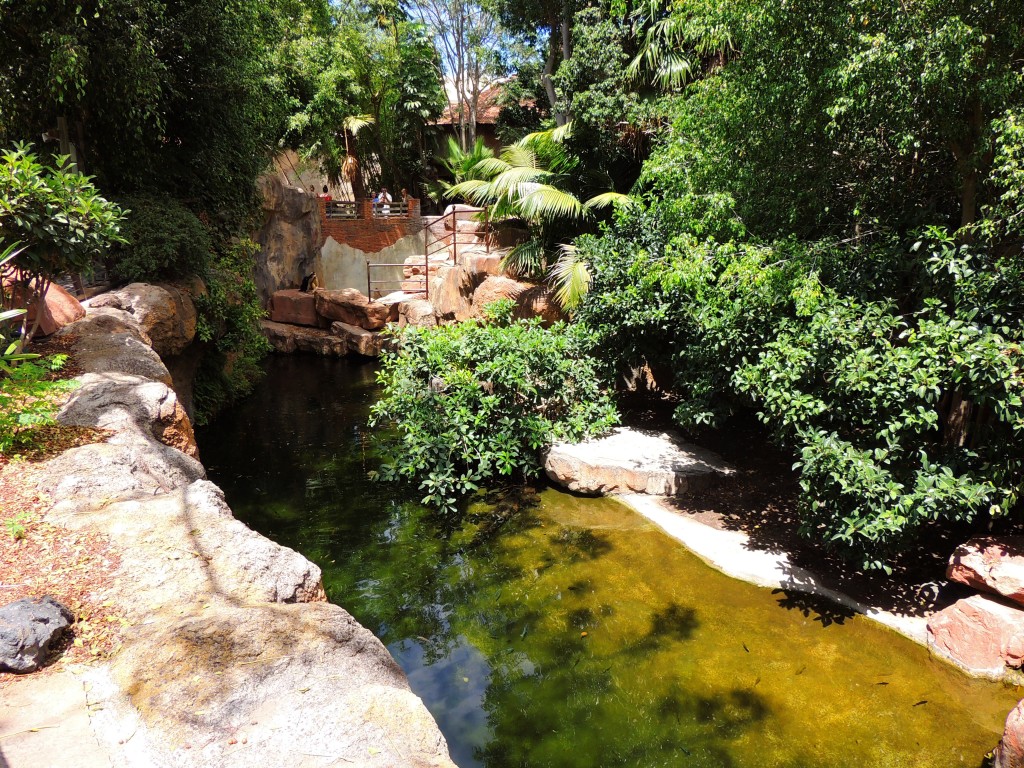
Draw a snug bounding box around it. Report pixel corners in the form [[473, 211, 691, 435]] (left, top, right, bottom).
[[995, 699, 1024, 768], [87, 282, 197, 357], [544, 427, 735, 496], [314, 287, 397, 330], [948, 536, 1024, 608], [0, 597, 74, 673], [926, 594, 1024, 677], [270, 288, 318, 327]]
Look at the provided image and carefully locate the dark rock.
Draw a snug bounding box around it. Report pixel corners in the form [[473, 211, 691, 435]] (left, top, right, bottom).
[[0, 597, 74, 673]]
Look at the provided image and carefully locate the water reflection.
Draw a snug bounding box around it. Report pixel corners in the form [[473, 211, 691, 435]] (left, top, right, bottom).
[[199, 355, 1018, 768]]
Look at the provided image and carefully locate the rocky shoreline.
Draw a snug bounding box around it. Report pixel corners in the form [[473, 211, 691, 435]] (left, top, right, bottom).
[[1, 285, 456, 768]]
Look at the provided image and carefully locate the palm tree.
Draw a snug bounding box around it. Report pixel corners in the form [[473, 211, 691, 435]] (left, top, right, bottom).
[[447, 123, 632, 309]]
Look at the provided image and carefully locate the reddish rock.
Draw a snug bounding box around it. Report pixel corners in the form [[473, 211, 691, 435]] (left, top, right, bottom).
[[313, 288, 397, 331], [460, 252, 502, 278], [995, 699, 1024, 768], [5, 280, 85, 337], [948, 536, 1024, 608], [397, 299, 436, 329], [471, 276, 565, 326], [471, 275, 528, 316], [926, 594, 1024, 677], [270, 289, 318, 327], [515, 284, 565, 326], [330, 321, 391, 357]]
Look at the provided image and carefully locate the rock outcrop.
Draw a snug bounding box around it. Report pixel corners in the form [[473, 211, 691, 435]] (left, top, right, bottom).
[[270, 288, 318, 327], [926, 594, 1024, 678], [948, 537, 1024, 607], [314, 288, 397, 330], [330, 321, 391, 357], [995, 699, 1024, 768], [13, 291, 456, 768], [261, 320, 351, 356], [86, 282, 197, 358], [0, 597, 73, 673], [254, 175, 321, 305], [544, 427, 735, 496]]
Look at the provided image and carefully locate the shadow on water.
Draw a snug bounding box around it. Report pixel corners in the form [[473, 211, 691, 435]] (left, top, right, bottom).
[[771, 588, 858, 627], [199, 355, 1020, 768]]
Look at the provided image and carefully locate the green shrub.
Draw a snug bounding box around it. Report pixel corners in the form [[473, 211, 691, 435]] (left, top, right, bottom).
[[110, 193, 212, 283], [370, 309, 619, 513], [191, 238, 269, 425], [0, 354, 73, 455], [575, 208, 1024, 569]]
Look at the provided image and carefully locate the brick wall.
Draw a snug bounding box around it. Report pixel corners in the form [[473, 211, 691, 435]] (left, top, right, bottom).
[[319, 199, 424, 254]]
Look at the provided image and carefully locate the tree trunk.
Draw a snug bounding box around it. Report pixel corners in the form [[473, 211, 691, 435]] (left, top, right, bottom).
[[542, 22, 565, 126]]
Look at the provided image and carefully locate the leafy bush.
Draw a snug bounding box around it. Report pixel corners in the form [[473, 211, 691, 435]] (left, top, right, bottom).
[[0, 145, 124, 342], [370, 306, 619, 512], [109, 193, 213, 283], [575, 208, 1024, 569], [191, 238, 270, 425], [0, 354, 73, 455]]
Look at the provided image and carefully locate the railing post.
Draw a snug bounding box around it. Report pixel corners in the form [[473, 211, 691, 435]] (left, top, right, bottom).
[[366, 259, 371, 299]]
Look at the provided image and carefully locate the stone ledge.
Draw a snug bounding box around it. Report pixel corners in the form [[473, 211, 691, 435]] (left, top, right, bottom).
[[544, 427, 735, 496]]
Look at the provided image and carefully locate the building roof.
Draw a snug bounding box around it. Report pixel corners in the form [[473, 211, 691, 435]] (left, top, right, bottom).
[[436, 78, 530, 126]]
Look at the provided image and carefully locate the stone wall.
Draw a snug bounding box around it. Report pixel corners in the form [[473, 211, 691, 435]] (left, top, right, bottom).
[[253, 175, 321, 306], [319, 198, 423, 253], [316, 231, 425, 296]]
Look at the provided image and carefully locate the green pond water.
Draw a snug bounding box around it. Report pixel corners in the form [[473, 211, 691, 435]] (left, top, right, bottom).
[[197, 355, 1019, 768]]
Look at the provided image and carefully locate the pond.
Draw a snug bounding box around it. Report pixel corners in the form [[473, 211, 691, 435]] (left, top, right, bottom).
[[198, 355, 1019, 768]]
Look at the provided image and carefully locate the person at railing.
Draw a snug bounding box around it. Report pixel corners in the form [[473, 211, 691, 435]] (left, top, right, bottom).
[[318, 184, 332, 201], [374, 187, 392, 217]]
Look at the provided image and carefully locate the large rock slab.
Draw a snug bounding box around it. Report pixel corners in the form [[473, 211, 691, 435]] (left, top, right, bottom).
[[59, 372, 198, 458], [430, 263, 475, 322], [470, 276, 565, 326], [87, 282, 197, 357], [996, 699, 1024, 768], [927, 594, 1024, 678], [270, 288, 318, 327], [314, 287, 397, 330], [254, 174, 320, 305], [398, 298, 437, 328], [0, 597, 74, 673], [92, 601, 454, 768], [261, 319, 348, 356], [330, 321, 390, 357], [58, 313, 170, 385], [544, 427, 734, 496], [948, 536, 1024, 608]]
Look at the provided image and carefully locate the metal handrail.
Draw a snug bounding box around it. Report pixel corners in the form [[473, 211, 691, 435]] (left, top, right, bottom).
[[364, 207, 491, 301]]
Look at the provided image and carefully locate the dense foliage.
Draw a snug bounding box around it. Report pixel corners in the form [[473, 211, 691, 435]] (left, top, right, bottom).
[[571, 0, 1024, 569], [0, 146, 124, 343], [370, 303, 618, 512]]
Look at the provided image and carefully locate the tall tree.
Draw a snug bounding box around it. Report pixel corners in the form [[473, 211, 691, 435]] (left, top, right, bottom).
[[411, 0, 503, 150]]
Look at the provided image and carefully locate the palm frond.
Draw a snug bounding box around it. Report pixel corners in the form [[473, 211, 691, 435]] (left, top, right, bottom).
[[517, 186, 589, 223], [343, 114, 375, 135], [500, 239, 547, 279], [447, 179, 493, 205], [583, 191, 637, 210], [471, 157, 514, 179], [549, 244, 592, 311]]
